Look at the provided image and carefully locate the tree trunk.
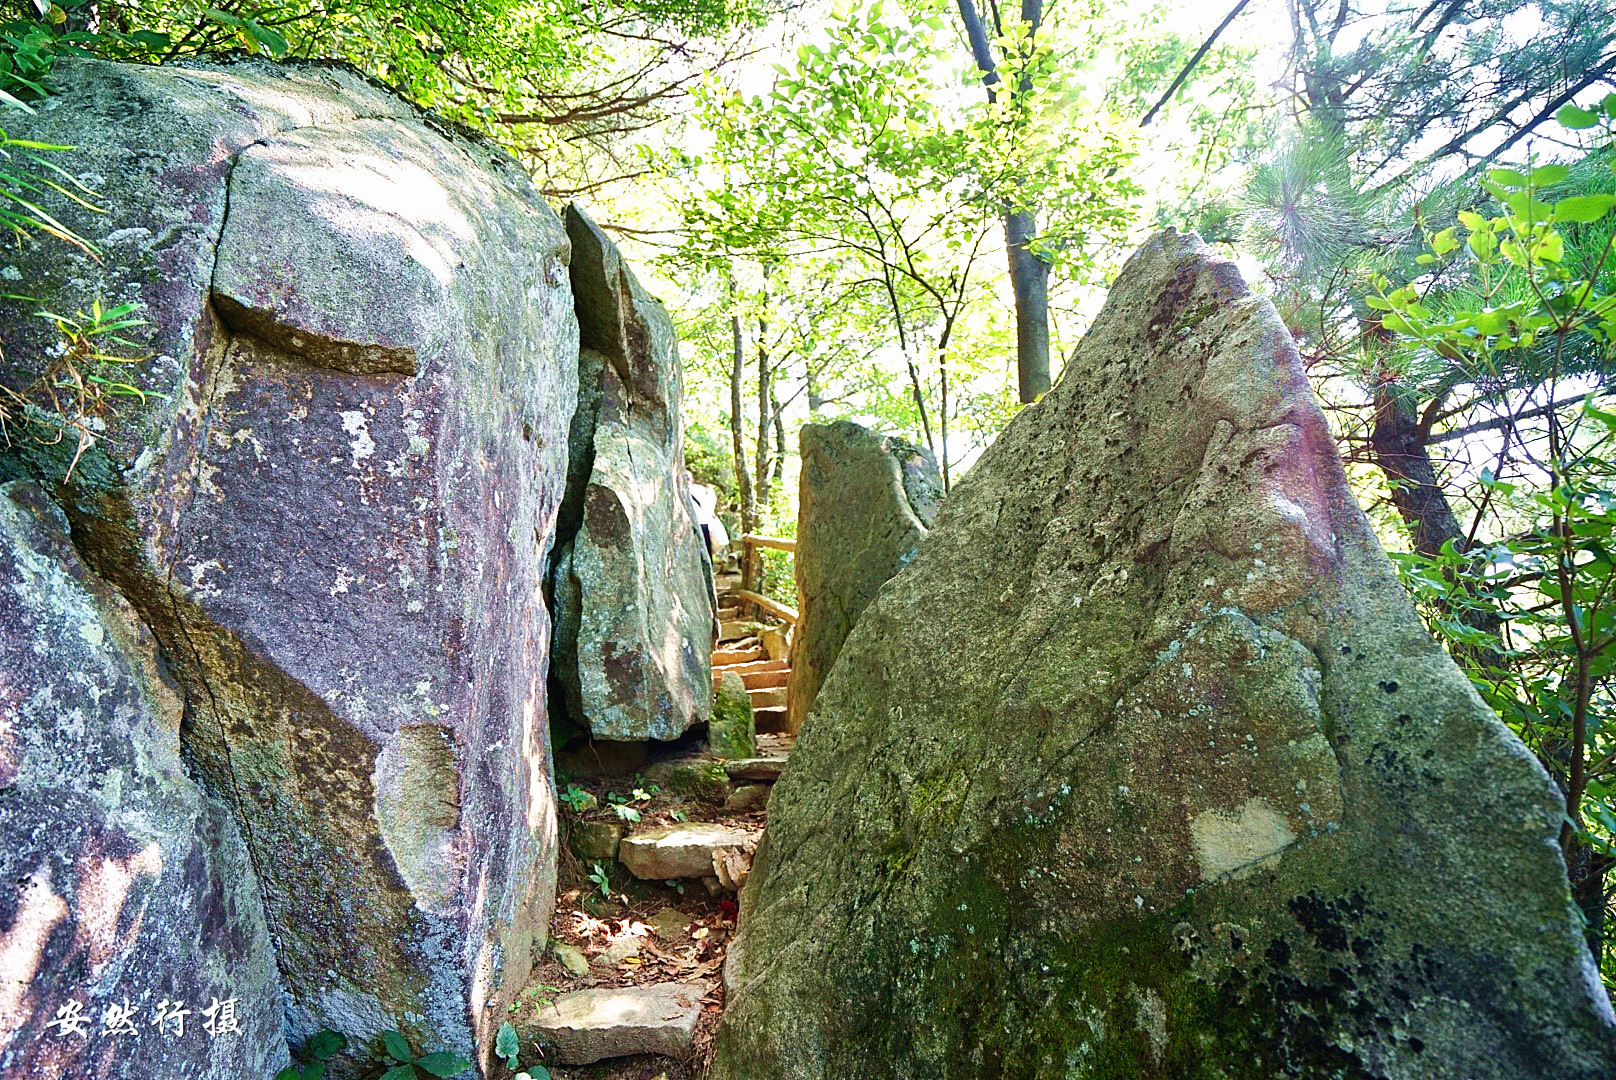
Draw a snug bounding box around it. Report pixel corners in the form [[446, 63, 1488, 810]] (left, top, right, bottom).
[[806, 361, 824, 417], [755, 319, 773, 513], [729, 281, 755, 588], [1369, 381, 1465, 559], [958, 0, 1052, 405], [938, 349, 951, 492], [1006, 208, 1051, 401], [772, 403, 787, 489]]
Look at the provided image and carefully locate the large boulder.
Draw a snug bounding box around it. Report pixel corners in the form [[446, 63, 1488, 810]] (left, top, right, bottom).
[[0, 59, 576, 1066], [549, 205, 715, 742], [714, 232, 1616, 1078], [786, 421, 941, 732], [0, 482, 286, 1078]]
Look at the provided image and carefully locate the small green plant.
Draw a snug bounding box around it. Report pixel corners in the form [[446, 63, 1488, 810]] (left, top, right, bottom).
[[273, 1029, 346, 1080], [557, 784, 592, 813], [494, 1020, 553, 1079], [670, 808, 688, 822], [0, 126, 101, 253], [0, 296, 156, 477], [587, 861, 612, 898], [610, 802, 641, 822], [376, 1029, 473, 1079]]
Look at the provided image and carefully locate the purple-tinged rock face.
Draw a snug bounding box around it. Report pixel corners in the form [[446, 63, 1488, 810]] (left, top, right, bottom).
[[0, 481, 286, 1079], [0, 58, 578, 1071]]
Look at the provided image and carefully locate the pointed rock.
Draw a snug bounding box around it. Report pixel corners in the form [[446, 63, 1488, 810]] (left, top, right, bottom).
[[713, 232, 1616, 1079], [787, 421, 941, 731]]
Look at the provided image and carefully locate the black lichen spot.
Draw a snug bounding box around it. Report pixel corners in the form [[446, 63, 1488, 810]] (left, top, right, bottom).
[[1288, 890, 1369, 954], [1378, 680, 1399, 694]]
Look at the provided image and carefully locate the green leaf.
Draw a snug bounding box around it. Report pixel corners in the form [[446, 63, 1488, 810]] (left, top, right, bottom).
[[201, 7, 244, 29], [496, 1021, 520, 1066], [1487, 167, 1532, 189], [242, 18, 289, 57], [414, 1052, 474, 1077], [307, 1030, 346, 1061], [382, 1030, 413, 1063], [274, 1069, 301, 1080], [1554, 194, 1616, 224], [1557, 103, 1602, 130], [1528, 163, 1570, 188]]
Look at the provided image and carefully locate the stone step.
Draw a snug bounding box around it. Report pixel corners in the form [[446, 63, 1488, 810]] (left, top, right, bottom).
[[713, 657, 789, 677], [726, 756, 788, 783], [713, 645, 767, 667], [523, 983, 703, 1065], [747, 685, 787, 709], [754, 705, 790, 734], [618, 823, 760, 880], [711, 659, 789, 691], [742, 667, 788, 690], [719, 619, 761, 641], [717, 606, 742, 620]]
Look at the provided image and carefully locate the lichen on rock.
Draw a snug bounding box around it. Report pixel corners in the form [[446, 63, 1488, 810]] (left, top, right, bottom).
[[713, 231, 1616, 1079], [709, 670, 757, 760], [786, 420, 941, 732], [548, 205, 716, 744], [0, 57, 577, 1069]]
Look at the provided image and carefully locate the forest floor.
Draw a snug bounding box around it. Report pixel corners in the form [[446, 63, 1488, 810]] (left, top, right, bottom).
[[531, 730, 791, 1078]]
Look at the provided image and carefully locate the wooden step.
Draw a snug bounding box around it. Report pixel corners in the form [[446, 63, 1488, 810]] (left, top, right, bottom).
[[753, 705, 790, 734], [713, 646, 767, 666], [742, 668, 788, 690], [746, 686, 787, 710], [711, 668, 786, 692], [716, 658, 788, 675]]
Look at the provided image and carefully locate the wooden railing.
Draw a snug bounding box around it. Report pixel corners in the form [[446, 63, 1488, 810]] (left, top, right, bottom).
[[732, 588, 797, 625], [740, 533, 797, 554], [737, 534, 798, 624]]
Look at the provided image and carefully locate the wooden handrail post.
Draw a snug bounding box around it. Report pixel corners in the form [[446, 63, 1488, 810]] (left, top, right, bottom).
[[737, 535, 797, 619]]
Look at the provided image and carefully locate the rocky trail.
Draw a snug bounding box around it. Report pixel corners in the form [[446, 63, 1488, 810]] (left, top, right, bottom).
[[517, 568, 795, 1077]]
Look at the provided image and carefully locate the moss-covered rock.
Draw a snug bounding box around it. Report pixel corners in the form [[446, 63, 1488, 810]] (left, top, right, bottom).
[[713, 232, 1616, 1079], [646, 759, 733, 805], [549, 206, 717, 742], [786, 420, 941, 731], [709, 670, 757, 759], [570, 821, 625, 861]]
